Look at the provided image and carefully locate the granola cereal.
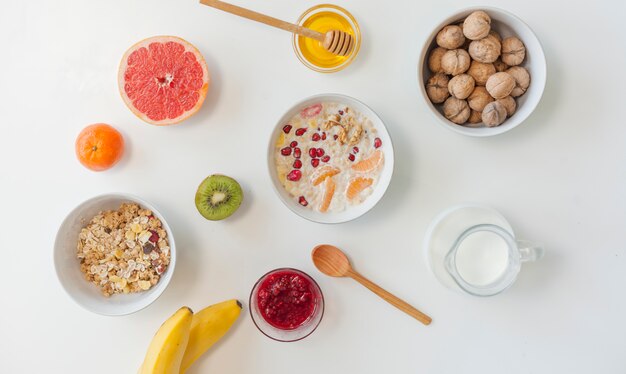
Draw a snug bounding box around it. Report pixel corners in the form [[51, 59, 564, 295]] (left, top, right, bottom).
[[76, 203, 170, 297]]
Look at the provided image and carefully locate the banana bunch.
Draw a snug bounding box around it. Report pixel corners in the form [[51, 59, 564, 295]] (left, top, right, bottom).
[[139, 299, 242, 374]]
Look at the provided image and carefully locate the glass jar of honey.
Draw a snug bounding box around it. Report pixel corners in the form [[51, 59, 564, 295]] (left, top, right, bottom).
[[292, 4, 361, 73]]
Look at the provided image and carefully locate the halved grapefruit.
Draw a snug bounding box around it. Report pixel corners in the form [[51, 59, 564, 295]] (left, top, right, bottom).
[[118, 36, 210, 126]]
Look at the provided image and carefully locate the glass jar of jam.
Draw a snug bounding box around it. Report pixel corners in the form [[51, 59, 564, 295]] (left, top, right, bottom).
[[249, 268, 324, 342]]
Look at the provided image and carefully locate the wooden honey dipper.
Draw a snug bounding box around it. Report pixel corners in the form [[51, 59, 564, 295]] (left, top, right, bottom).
[[199, 0, 355, 56]]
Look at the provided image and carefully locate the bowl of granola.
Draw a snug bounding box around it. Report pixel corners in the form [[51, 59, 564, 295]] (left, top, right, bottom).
[[268, 94, 394, 224], [54, 193, 176, 316]]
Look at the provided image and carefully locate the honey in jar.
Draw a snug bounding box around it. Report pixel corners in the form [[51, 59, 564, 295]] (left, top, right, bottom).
[[294, 5, 360, 72]]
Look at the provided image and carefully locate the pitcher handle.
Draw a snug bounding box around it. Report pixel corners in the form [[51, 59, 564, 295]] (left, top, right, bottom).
[[516, 240, 544, 262]]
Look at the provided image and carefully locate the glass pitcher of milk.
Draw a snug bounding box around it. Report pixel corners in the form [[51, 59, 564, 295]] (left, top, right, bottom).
[[444, 224, 544, 296]]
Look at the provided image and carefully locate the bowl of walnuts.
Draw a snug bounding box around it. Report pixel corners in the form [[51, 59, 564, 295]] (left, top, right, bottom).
[[418, 7, 546, 136]]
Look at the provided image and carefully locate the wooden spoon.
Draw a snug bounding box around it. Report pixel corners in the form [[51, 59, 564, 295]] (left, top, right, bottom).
[[199, 0, 355, 56], [312, 244, 432, 325]]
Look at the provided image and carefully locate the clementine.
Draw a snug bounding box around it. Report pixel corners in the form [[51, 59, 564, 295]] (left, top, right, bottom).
[[75, 123, 124, 171]]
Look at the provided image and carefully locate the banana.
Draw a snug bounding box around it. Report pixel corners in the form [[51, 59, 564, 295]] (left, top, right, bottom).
[[180, 299, 242, 373], [140, 306, 194, 374]]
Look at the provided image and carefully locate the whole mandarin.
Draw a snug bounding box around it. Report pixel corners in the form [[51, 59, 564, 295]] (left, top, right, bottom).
[[75, 123, 124, 171]]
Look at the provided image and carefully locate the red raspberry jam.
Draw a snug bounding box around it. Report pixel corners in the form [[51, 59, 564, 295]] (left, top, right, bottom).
[[257, 270, 317, 330]]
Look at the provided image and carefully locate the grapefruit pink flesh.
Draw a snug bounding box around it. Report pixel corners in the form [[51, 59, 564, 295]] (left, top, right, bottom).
[[118, 36, 209, 125]]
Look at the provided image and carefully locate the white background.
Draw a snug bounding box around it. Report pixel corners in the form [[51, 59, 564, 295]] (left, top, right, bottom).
[[1, 0, 625, 372]]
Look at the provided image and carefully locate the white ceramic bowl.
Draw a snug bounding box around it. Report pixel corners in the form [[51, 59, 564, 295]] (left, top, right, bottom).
[[54, 193, 176, 316], [267, 94, 394, 224], [418, 7, 547, 136]]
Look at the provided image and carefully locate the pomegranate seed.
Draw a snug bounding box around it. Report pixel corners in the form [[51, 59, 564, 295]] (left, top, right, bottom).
[[290, 141, 298, 148], [287, 170, 302, 181], [311, 158, 320, 167], [316, 148, 325, 157], [333, 135, 338, 140], [283, 124, 292, 134], [353, 146, 359, 153], [293, 159, 302, 169], [281, 147, 292, 156], [374, 138, 382, 148], [322, 132, 327, 140], [312, 133, 321, 141], [149, 230, 159, 243], [295, 128, 307, 136], [308, 148, 317, 158], [298, 196, 308, 207], [294, 148, 301, 158], [321, 155, 330, 162], [339, 110, 344, 115], [348, 154, 355, 162]]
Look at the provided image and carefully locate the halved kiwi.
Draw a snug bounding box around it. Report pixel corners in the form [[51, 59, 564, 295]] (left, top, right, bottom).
[[195, 174, 243, 221]]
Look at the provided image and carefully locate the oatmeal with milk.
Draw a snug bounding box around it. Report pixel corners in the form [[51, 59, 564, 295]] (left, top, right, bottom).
[[275, 102, 384, 213]]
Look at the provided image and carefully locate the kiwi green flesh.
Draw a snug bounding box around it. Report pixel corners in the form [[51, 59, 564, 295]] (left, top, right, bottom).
[[195, 175, 243, 221]]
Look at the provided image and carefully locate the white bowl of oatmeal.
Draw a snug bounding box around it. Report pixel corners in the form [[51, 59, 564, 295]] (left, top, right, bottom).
[[268, 94, 394, 224], [54, 194, 176, 316]]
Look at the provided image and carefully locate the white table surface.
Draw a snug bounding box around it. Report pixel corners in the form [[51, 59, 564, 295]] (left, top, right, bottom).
[[2, 0, 625, 372]]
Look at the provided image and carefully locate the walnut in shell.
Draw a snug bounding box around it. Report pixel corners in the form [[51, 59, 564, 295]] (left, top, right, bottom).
[[463, 11, 491, 40], [436, 25, 465, 49], [501, 36, 526, 66], [428, 47, 447, 74], [426, 73, 450, 104], [468, 110, 483, 125], [469, 37, 501, 63], [482, 101, 507, 127], [486, 72, 515, 99], [468, 86, 494, 112], [497, 96, 517, 117], [448, 74, 475, 100], [487, 30, 502, 43], [461, 32, 472, 50], [441, 49, 471, 76], [443, 97, 471, 124], [467, 61, 495, 86], [506, 66, 530, 97], [493, 58, 509, 72]]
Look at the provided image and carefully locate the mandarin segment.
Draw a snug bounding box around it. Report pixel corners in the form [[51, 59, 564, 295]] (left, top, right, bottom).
[[310, 165, 340, 186], [346, 177, 373, 199], [319, 176, 336, 213], [276, 133, 286, 147], [351, 149, 383, 173]]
